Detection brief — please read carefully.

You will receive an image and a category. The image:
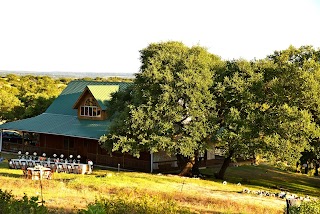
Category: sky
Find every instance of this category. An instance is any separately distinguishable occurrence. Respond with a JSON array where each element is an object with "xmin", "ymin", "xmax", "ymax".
[{"xmin": 0, "ymin": 0, "xmax": 320, "ymax": 74}]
